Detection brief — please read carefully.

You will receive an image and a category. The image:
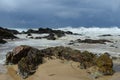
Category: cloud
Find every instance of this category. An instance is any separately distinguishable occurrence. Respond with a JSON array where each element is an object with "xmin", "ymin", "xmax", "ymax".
[{"xmin": 0, "ymin": 0, "xmax": 120, "ymax": 27}]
